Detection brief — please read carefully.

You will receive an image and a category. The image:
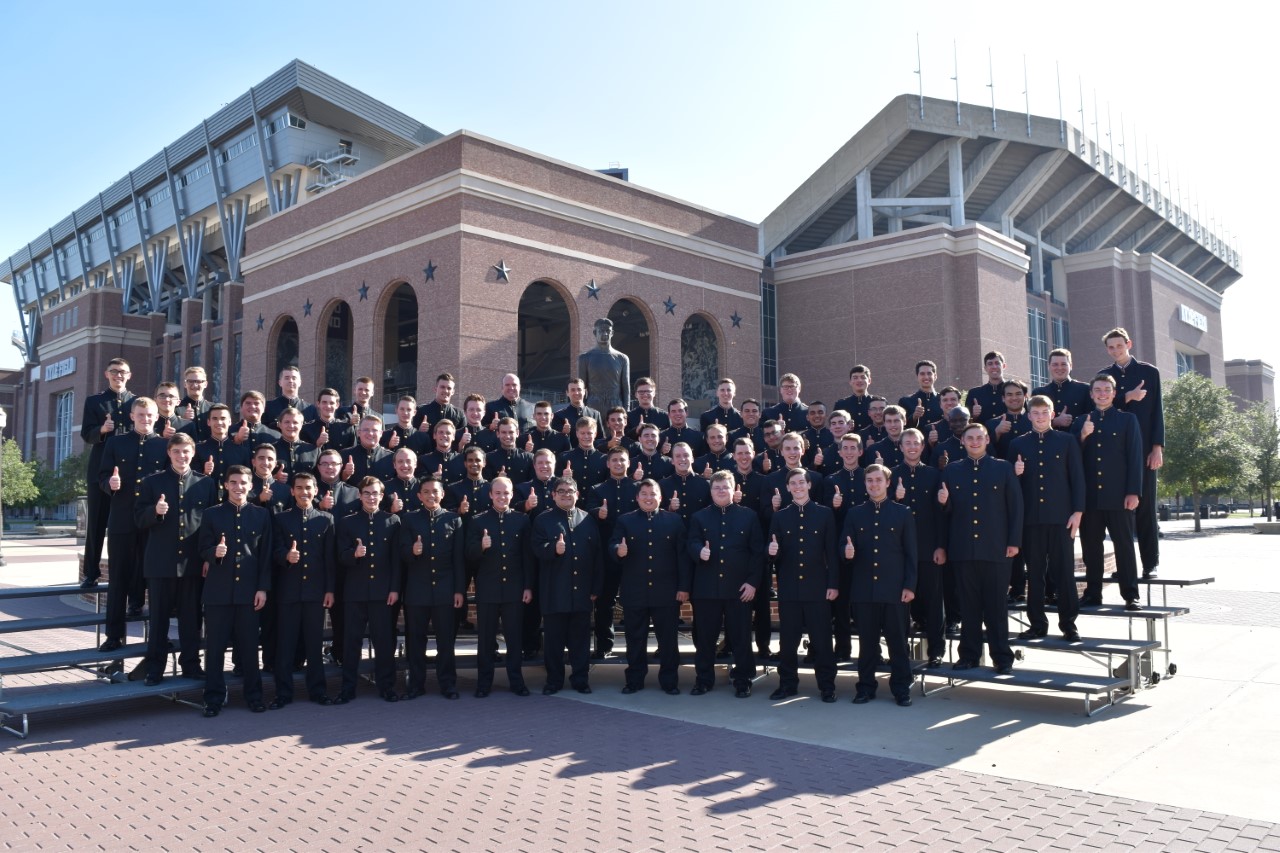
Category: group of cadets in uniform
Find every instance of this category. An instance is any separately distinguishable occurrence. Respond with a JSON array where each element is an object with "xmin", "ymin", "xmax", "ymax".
[{"xmin": 79, "ymin": 325, "xmax": 1164, "ymax": 715}]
